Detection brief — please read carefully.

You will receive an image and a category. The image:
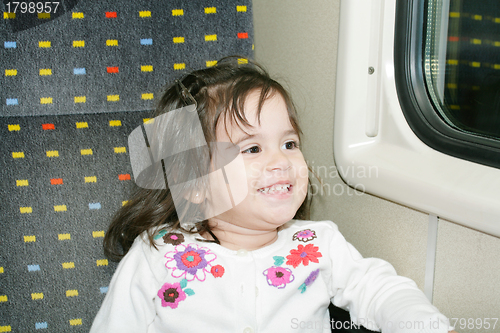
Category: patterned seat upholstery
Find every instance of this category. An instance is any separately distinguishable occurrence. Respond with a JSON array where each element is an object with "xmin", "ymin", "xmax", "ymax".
[{"xmin": 0, "ymin": 1, "xmax": 253, "ymax": 331}]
